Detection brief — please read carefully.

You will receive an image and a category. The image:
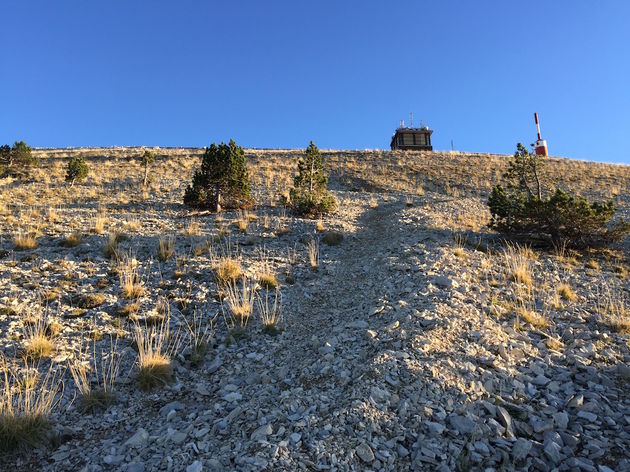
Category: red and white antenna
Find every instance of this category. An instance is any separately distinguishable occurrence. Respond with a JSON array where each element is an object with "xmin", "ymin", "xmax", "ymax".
[{"xmin": 534, "ymin": 112, "xmax": 548, "ymax": 156}]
